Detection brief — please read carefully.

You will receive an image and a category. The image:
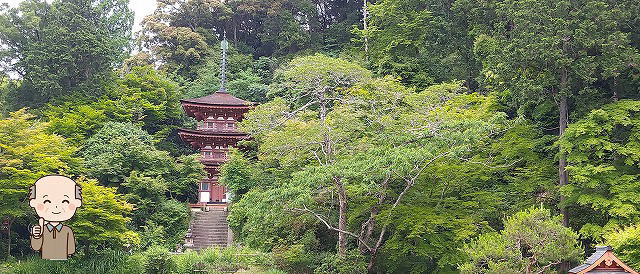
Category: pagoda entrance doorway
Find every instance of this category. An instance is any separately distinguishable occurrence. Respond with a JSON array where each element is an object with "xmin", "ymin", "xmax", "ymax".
[{"xmin": 211, "ymin": 184, "xmax": 225, "ymax": 202}]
